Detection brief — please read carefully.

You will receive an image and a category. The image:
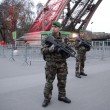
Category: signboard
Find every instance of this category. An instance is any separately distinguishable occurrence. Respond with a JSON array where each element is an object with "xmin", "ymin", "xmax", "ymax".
[{"xmin": 12, "ymin": 31, "xmax": 17, "ymax": 40}]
